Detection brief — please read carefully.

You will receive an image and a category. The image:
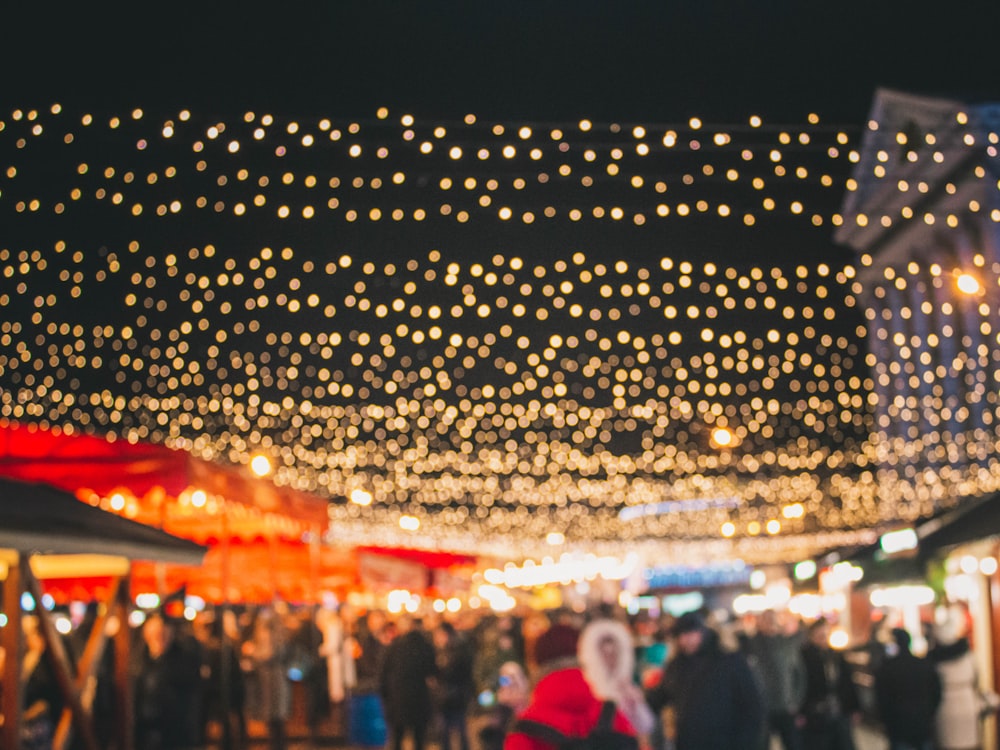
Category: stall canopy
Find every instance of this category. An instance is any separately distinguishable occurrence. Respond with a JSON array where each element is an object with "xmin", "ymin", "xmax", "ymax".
[
  {"xmin": 0, "ymin": 422, "xmax": 332, "ymax": 602},
  {"xmin": 0, "ymin": 476, "xmax": 207, "ymax": 750},
  {"xmin": 817, "ymin": 493, "xmax": 1000, "ymax": 585},
  {"xmin": 0, "ymin": 422, "xmax": 328, "ymax": 529},
  {"xmin": 0, "ymin": 475, "xmax": 206, "ymax": 565}
]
